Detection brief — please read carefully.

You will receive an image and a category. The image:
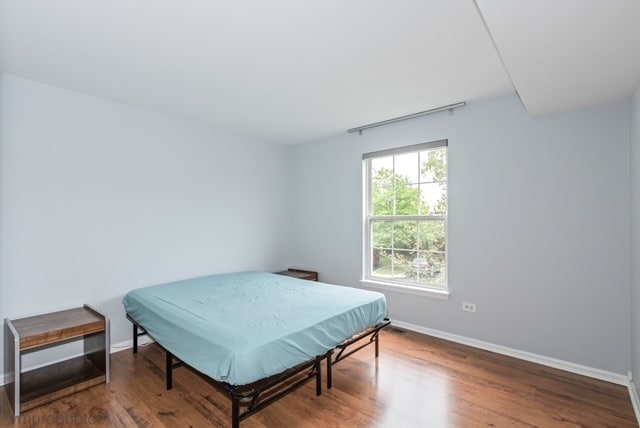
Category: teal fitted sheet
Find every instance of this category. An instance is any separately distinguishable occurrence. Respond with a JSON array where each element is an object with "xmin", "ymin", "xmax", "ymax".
[{"xmin": 122, "ymin": 271, "xmax": 387, "ymax": 386}]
